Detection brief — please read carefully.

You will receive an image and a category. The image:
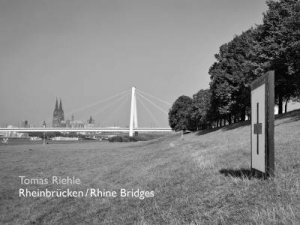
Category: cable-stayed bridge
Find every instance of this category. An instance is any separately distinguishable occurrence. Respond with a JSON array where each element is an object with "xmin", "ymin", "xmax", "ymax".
[{"xmin": 0, "ymin": 87, "xmax": 172, "ymax": 137}]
